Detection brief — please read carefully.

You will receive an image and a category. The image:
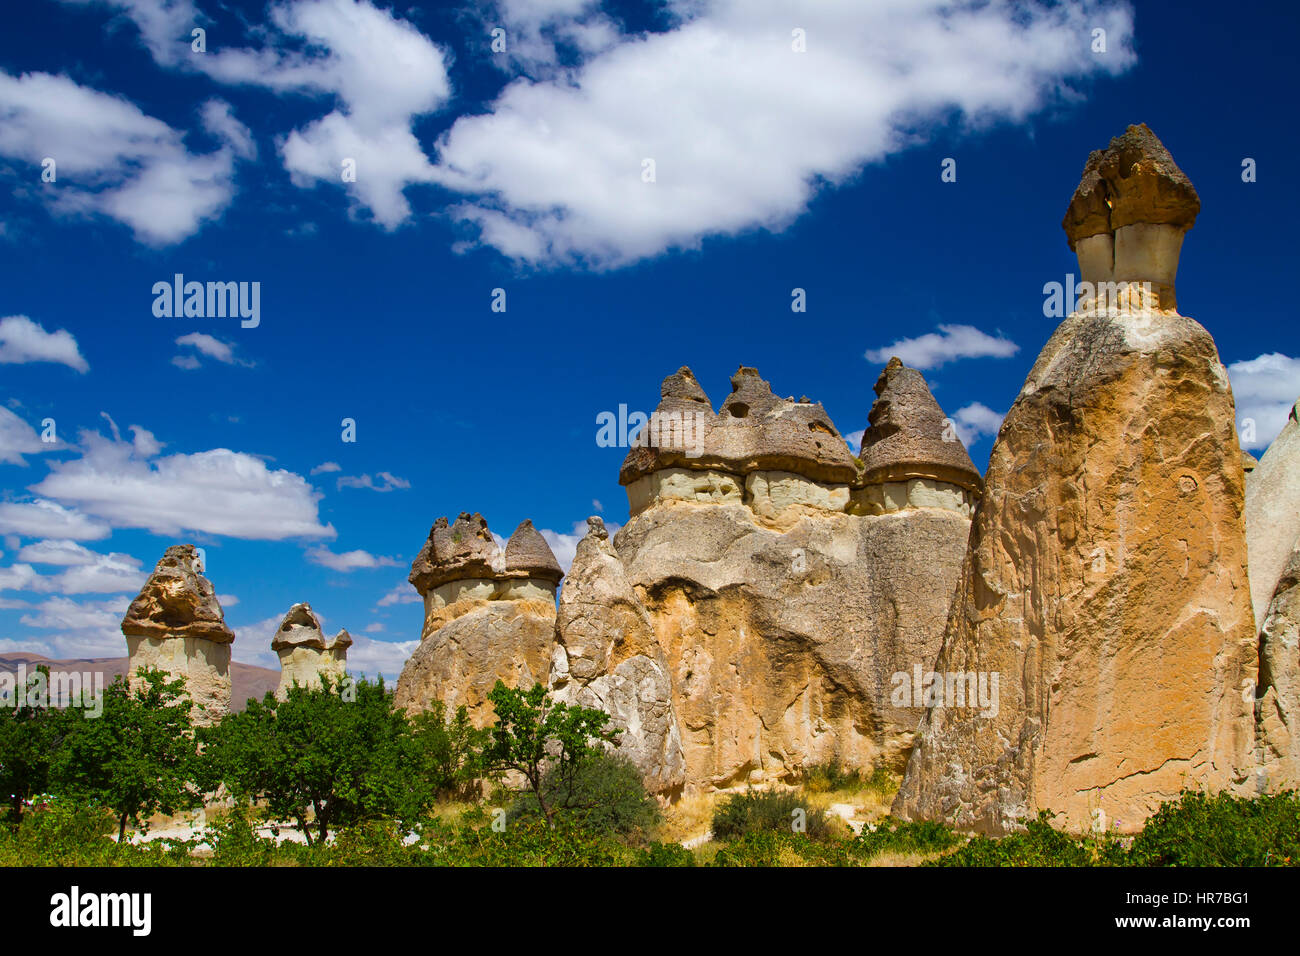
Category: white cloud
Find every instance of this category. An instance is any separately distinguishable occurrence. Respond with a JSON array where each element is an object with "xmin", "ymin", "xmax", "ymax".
[
  {"xmin": 843, "ymin": 429, "xmax": 864, "ymax": 454},
  {"xmin": 174, "ymin": 332, "xmax": 251, "ymax": 367},
  {"xmin": 865, "ymin": 324, "xmax": 1020, "ymax": 371},
  {"xmin": 0, "ymin": 69, "xmax": 250, "ymax": 244},
  {"xmin": 306, "ymin": 546, "xmax": 400, "ymax": 572},
  {"xmin": 311, "ymin": 461, "xmax": 342, "ymax": 475},
  {"xmin": 376, "ymin": 582, "xmax": 420, "ymax": 607},
  {"xmin": 0, "ymin": 499, "xmax": 110, "ymax": 540},
  {"xmin": 16, "ymin": 539, "xmax": 101, "ymax": 565},
  {"xmin": 0, "ymin": 316, "xmax": 89, "ymax": 372},
  {"xmin": 30, "ymin": 426, "xmax": 334, "ymax": 540},
  {"xmin": 949, "ymin": 402, "xmax": 1005, "ymax": 448},
  {"xmin": 216, "ymin": 594, "xmax": 239, "ymax": 607},
  {"xmin": 82, "ymin": 0, "xmax": 453, "ymax": 229},
  {"xmin": 344, "ymin": 635, "xmax": 418, "ymax": 684},
  {"xmin": 11, "ymin": 595, "xmax": 131, "ymax": 657},
  {"xmin": 337, "ymin": 471, "xmax": 410, "ymax": 492},
  {"xmin": 364, "ymin": 621, "xmax": 384, "ymax": 633},
  {"xmin": 1227, "ymin": 353, "xmax": 1300, "ymax": 451},
  {"xmin": 432, "ymin": 0, "xmax": 1134, "ymax": 266},
  {"xmin": 0, "ymin": 406, "xmax": 62, "ymax": 465}
]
